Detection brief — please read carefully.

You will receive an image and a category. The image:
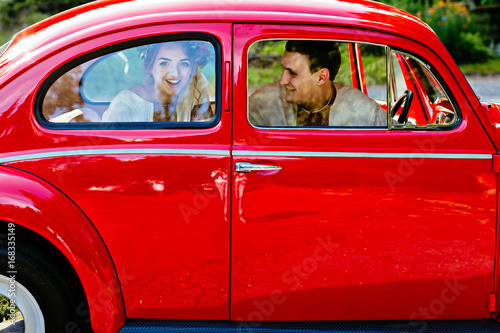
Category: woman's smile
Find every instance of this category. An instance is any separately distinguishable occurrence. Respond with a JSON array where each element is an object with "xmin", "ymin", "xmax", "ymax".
[
  {"xmin": 150, "ymin": 43, "xmax": 193, "ymax": 102},
  {"xmin": 166, "ymin": 79, "xmax": 181, "ymax": 85}
]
